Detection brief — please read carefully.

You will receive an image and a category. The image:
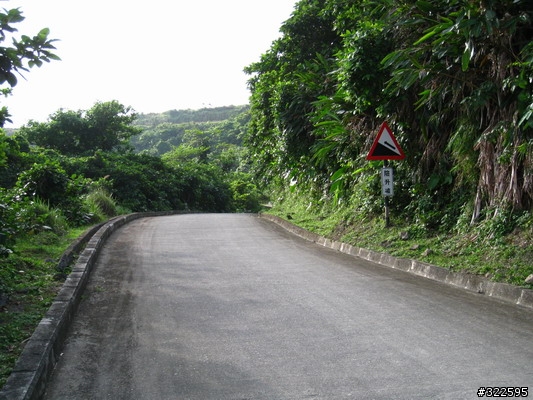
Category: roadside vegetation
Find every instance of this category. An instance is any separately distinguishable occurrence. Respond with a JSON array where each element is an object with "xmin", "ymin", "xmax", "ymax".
[
  {"xmin": 265, "ymin": 186, "xmax": 533, "ymax": 288},
  {"xmin": 0, "ymin": 227, "xmax": 86, "ymax": 387}
]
